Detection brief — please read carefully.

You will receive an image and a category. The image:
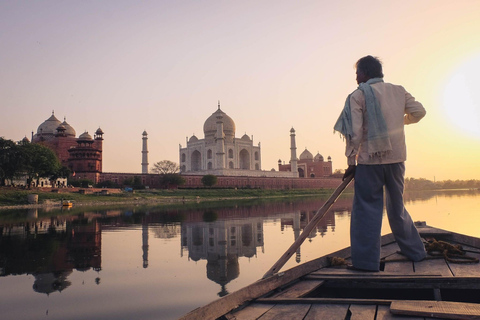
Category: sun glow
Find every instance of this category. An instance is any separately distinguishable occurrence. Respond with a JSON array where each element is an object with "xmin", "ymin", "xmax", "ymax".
[{"xmin": 442, "ymin": 55, "xmax": 480, "ymax": 138}]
